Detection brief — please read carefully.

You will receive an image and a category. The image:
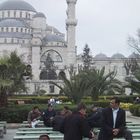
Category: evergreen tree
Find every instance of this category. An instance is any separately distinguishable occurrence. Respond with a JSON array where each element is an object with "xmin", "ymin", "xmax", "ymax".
[{"xmin": 82, "ymin": 44, "xmax": 92, "ymax": 70}]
